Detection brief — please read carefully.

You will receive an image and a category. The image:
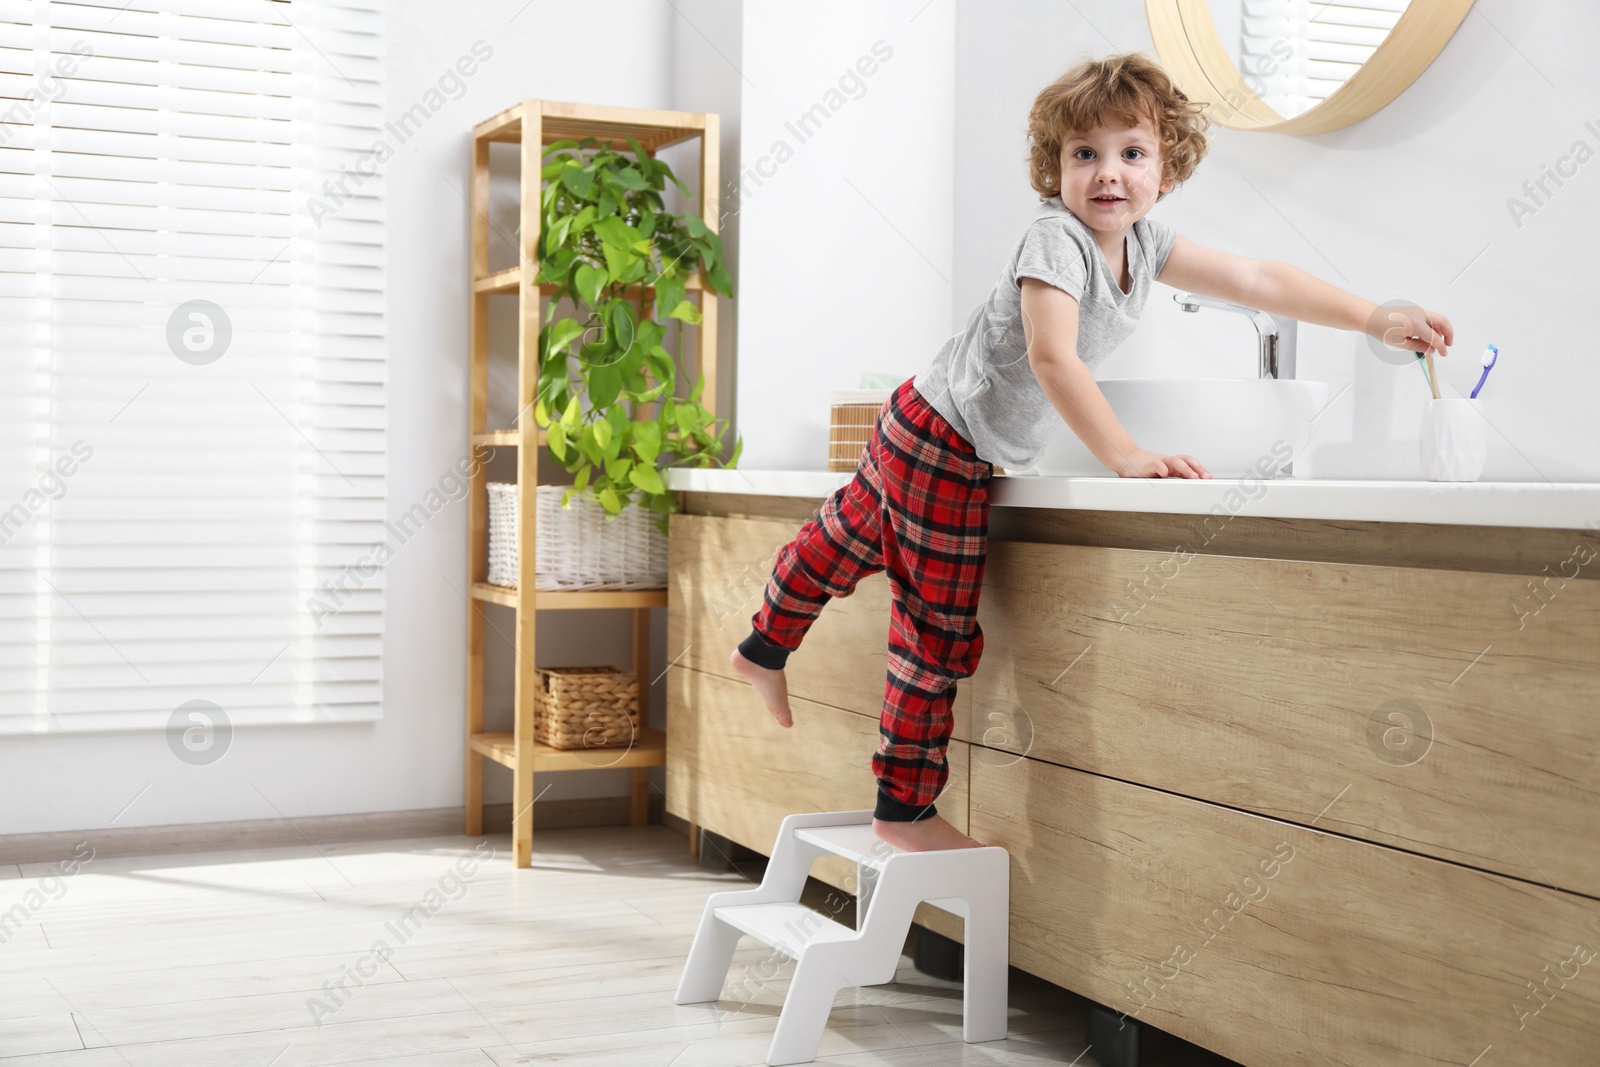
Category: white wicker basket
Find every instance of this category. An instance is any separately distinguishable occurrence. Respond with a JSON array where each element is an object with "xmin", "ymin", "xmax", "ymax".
[
  {"xmin": 485, "ymin": 482, "xmax": 668, "ymax": 591},
  {"xmin": 486, "ymin": 482, "xmax": 520, "ymax": 587}
]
